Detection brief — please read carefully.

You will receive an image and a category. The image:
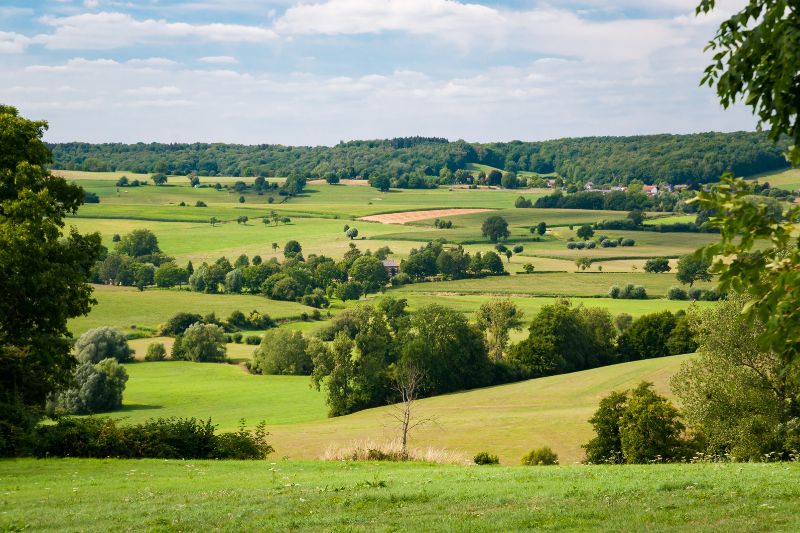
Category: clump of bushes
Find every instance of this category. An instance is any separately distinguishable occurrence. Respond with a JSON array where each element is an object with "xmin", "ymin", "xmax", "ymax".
[
  {"xmin": 52, "ymin": 358, "xmax": 128, "ymax": 415},
  {"xmin": 609, "ymin": 284, "xmax": 647, "ymax": 299},
  {"xmin": 667, "ymin": 286, "xmax": 688, "ymax": 300},
  {"xmin": 144, "ymin": 342, "xmax": 167, "ymax": 361},
  {"xmin": 73, "ymin": 327, "xmax": 133, "ymax": 364},
  {"xmin": 33, "ymin": 417, "xmax": 273, "ymax": 459},
  {"xmin": 521, "ymin": 446, "xmax": 559, "ymax": 466},
  {"xmin": 473, "ymin": 451, "xmax": 500, "ymax": 465}
]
